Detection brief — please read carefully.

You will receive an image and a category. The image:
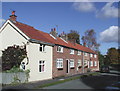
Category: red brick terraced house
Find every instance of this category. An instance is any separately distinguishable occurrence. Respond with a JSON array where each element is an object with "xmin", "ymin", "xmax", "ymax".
[{"xmin": 0, "ymin": 11, "xmax": 99, "ymax": 82}]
